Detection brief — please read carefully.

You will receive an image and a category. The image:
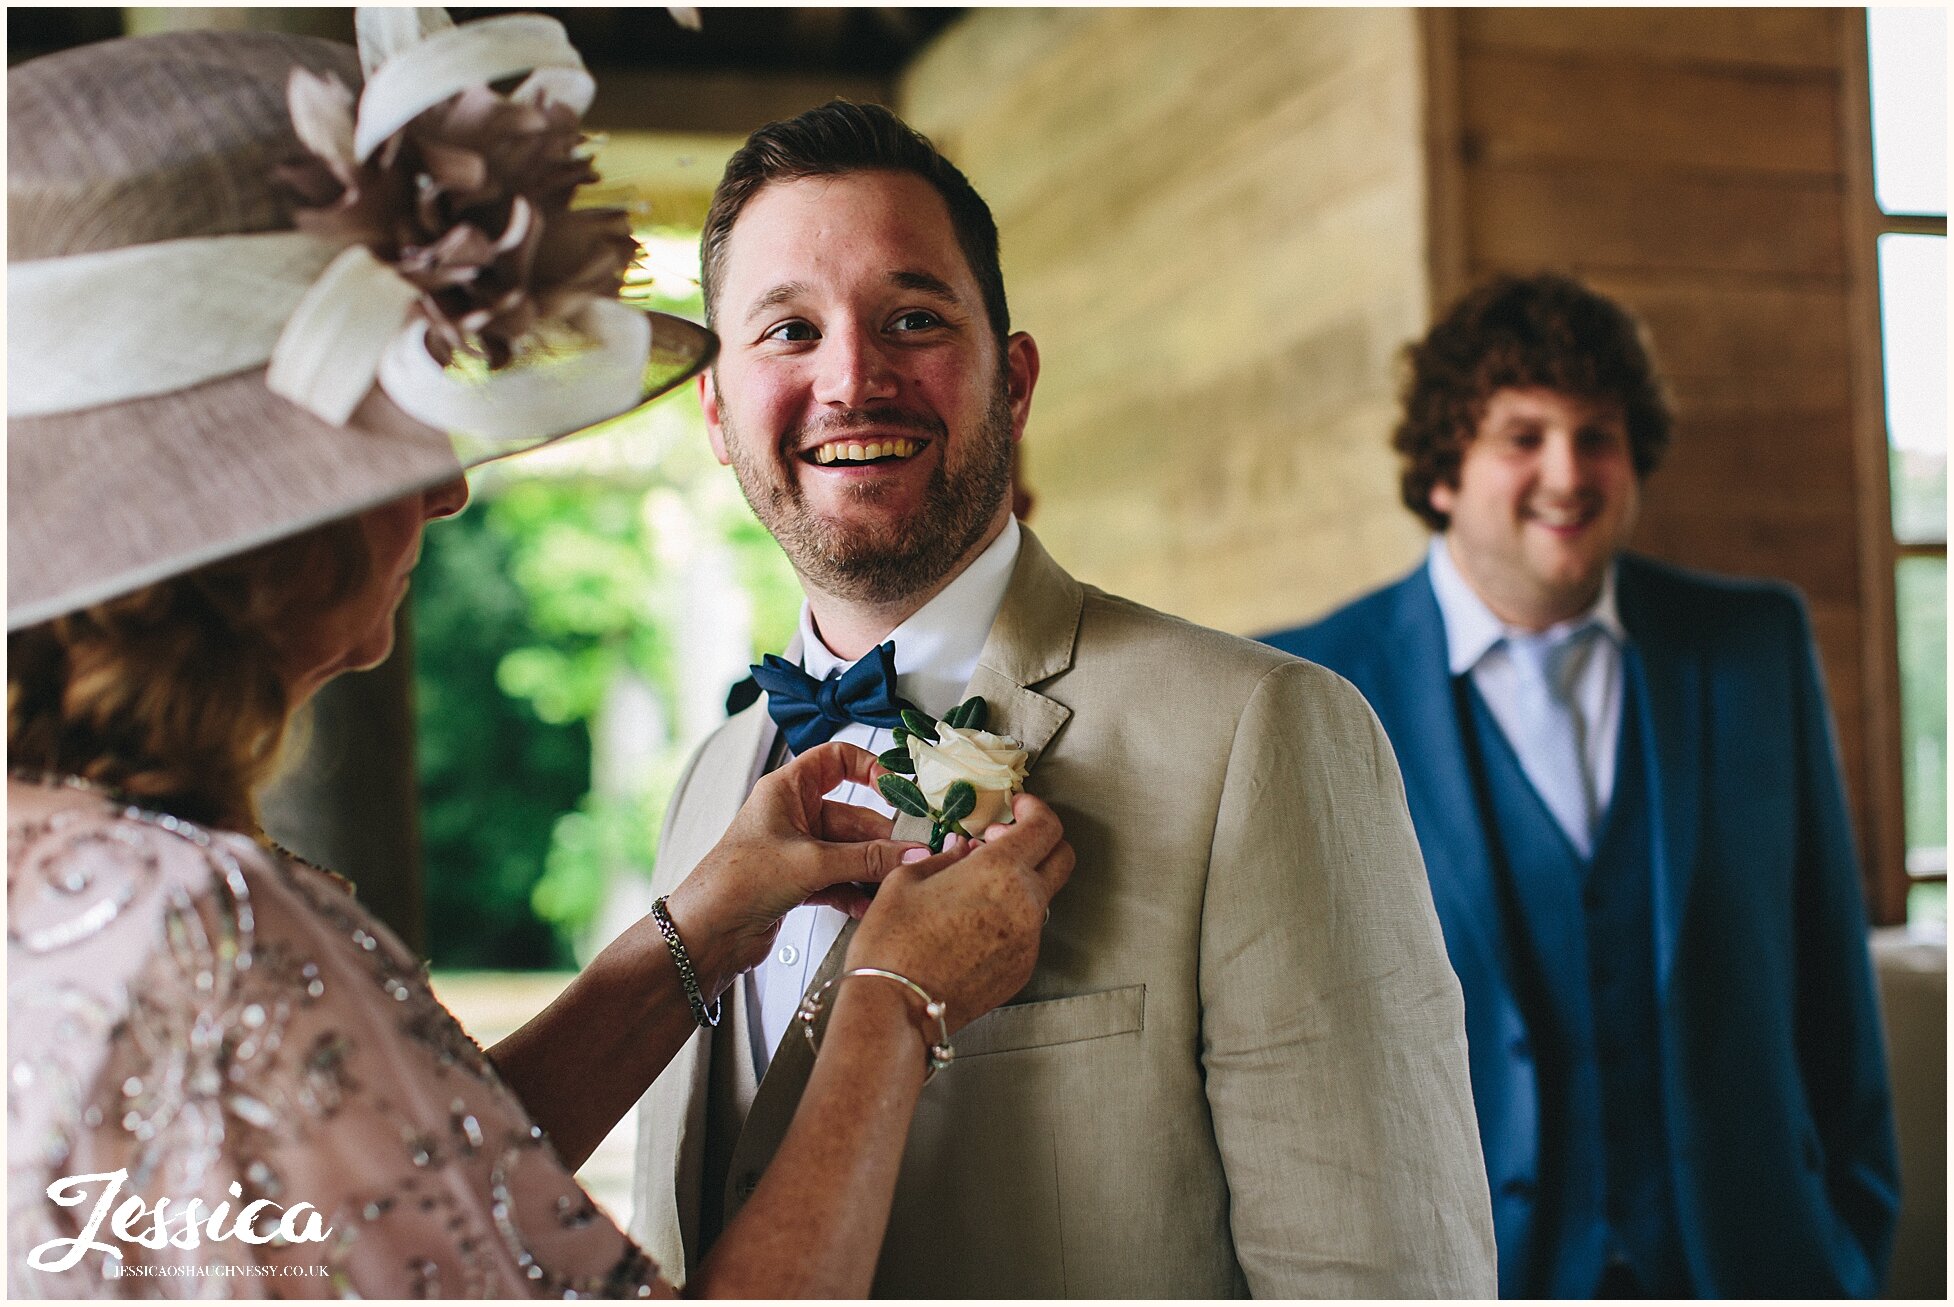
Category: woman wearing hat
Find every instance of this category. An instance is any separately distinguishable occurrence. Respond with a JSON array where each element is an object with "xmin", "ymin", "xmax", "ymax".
[{"xmin": 7, "ymin": 11, "xmax": 1072, "ymax": 1297}]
